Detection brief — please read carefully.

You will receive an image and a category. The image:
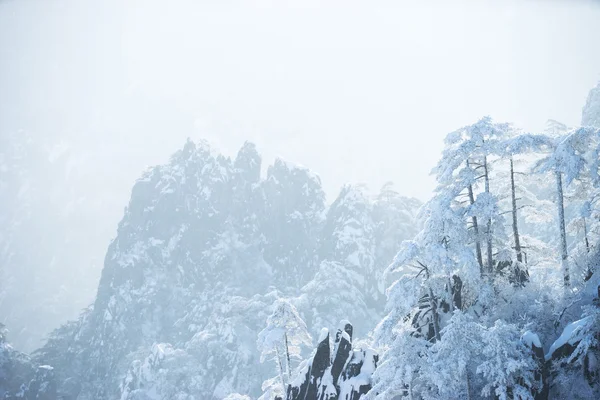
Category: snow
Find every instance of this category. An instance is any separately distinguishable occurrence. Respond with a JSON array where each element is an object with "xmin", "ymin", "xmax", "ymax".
[
  {"xmin": 521, "ymin": 331, "xmax": 542, "ymax": 349},
  {"xmin": 257, "ymin": 298, "xmax": 312, "ymax": 363},
  {"xmin": 47, "ymin": 141, "xmax": 70, "ymax": 163},
  {"xmin": 116, "ymin": 240, "xmax": 148, "ymax": 268},
  {"xmin": 338, "ymin": 349, "xmax": 377, "ymax": 399},
  {"xmin": 149, "ymin": 238, "xmax": 163, "ymax": 247},
  {"xmin": 318, "ymin": 370, "xmax": 337, "ymax": 397},
  {"xmin": 318, "ymin": 328, "xmax": 329, "ymax": 343},
  {"xmin": 223, "ymin": 394, "xmax": 252, "ymax": 400},
  {"xmin": 290, "ymin": 358, "xmax": 312, "ymax": 387},
  {"xmin": 545, "ymin": 316, "xmax": 592, "ymax": 360},
  {"xmin": 341, "ymin": 331, "xmax": 351, "ymax": 343}
]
